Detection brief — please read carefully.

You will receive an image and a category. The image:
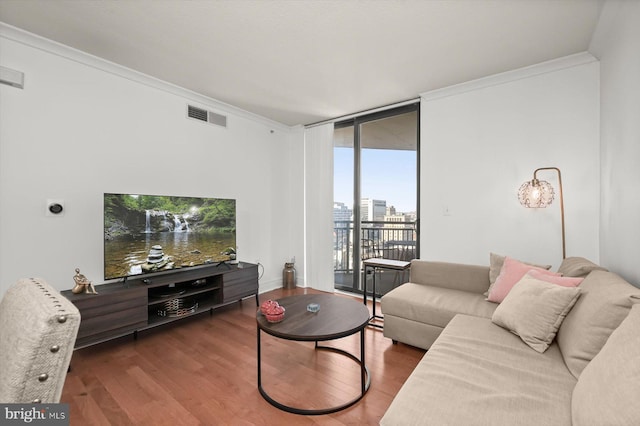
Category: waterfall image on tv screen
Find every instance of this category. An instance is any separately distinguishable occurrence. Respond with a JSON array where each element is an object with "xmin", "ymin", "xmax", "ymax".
[{"xmin": 104, "ymin": 193, "xmax": 236, "ymax": 280}]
